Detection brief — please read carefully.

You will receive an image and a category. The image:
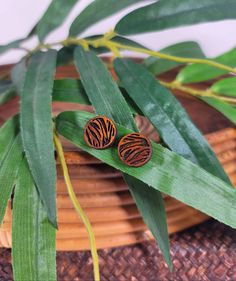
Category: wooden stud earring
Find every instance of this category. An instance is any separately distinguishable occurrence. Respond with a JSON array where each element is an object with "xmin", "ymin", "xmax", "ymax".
[
  {"xmin": 118, "ymin": 133, "xmax": 152, "ymax": 167},
  {"xmin": 84, "ymin": 116, "xmax": 117, "ymax": 149}
]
